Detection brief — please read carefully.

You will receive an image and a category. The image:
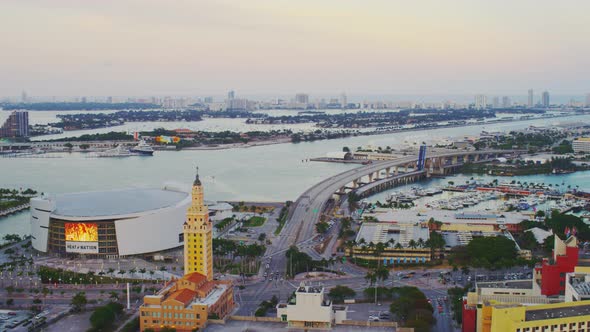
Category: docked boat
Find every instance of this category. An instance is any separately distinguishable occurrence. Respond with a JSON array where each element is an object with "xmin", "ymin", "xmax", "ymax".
[
  {"xmin": 97, "ymin": 145, "xmax": 133, "ymax": 158},
  {"xmin": 130, "ymin": 140, "xmax": 154, "ymax": 156}
]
